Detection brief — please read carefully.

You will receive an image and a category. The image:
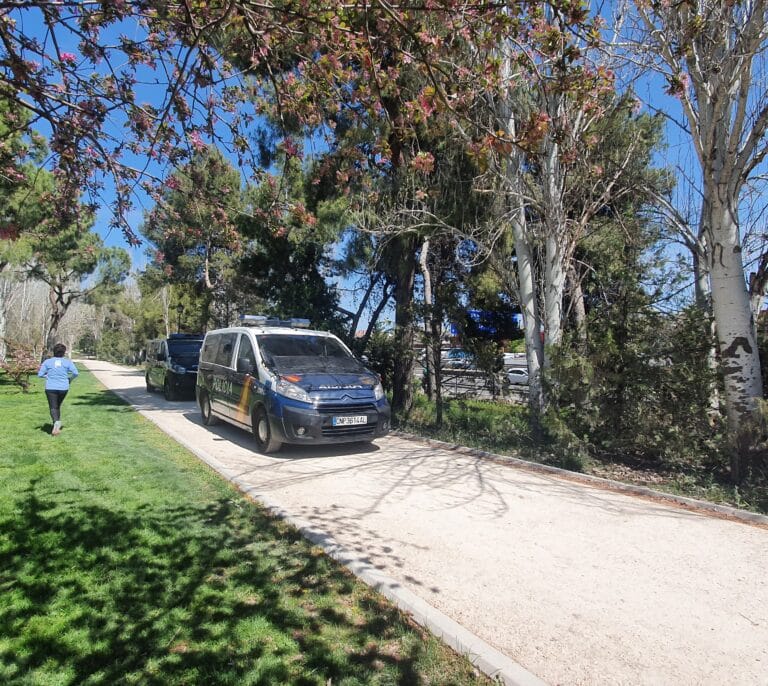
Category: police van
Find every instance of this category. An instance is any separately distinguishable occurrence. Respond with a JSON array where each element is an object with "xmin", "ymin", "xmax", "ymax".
[
  {"xmin": 145, "ymin": 333, "xmax": 204, "ymax": 401},
  {"xmin": 196, "ymin": 316, "xmax": 391, "ymax": 453}
]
